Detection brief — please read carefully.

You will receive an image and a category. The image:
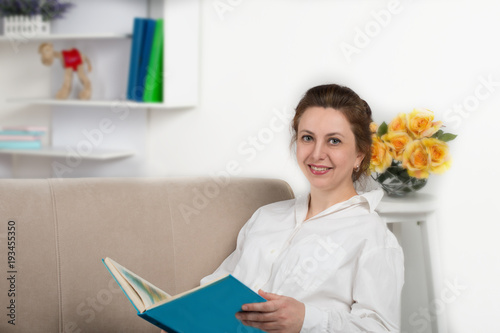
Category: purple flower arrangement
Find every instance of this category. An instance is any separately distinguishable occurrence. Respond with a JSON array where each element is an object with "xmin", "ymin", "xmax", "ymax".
[
  {"xmin": 0, "ymin": 0, "xmax": 74, "ymax": 21},
  {"xmin": 40, "ymin": 0, "xmax": 74, "ymax": 21},
  {"xmin": 0, "ymin": 0, "xmax": 39, "ymax": 16}
]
